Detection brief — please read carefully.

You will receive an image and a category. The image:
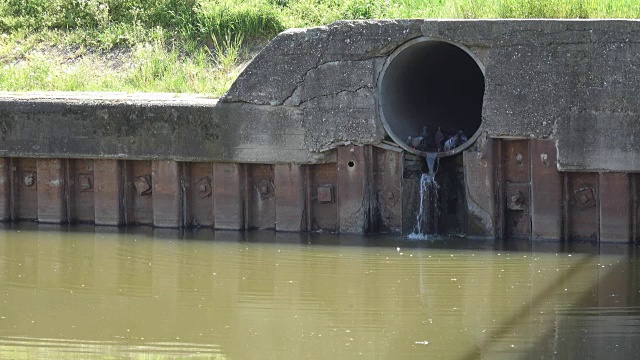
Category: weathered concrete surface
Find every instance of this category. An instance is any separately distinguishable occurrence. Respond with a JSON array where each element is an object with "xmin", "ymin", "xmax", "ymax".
[
  {"xmin": 0, "ymin": 93, "xmax": 329, "ymax": 164},
  {"xmin": 225, "ymin": 19, "xmax": 640, "ymax": 171},
  {"xmin": 2, "ymin": 20, "xmax": 640, "ymax": 171}
]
